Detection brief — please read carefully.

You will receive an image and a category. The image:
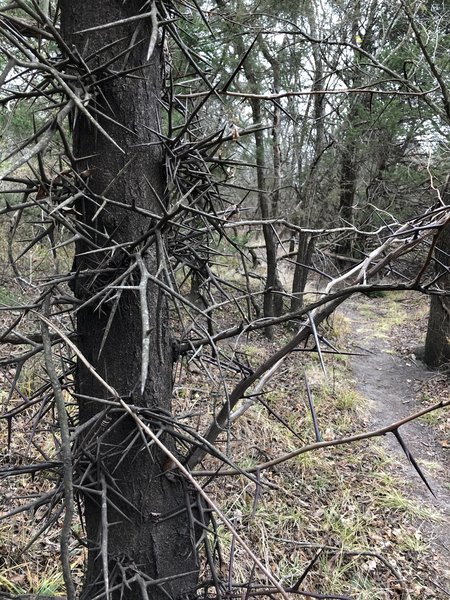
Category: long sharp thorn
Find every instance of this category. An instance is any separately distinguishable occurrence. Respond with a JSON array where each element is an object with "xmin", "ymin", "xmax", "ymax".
[
  {"xmin": 392, "ymin": 429, "xmax": 436, "ymax": 497},
  {"xmin": 304, "ymin": 372, "xmax": 322, "ymax": 442},
  {"xmin": 221, "ymin": 35, "xmax": 259, "ymax": 93}
]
